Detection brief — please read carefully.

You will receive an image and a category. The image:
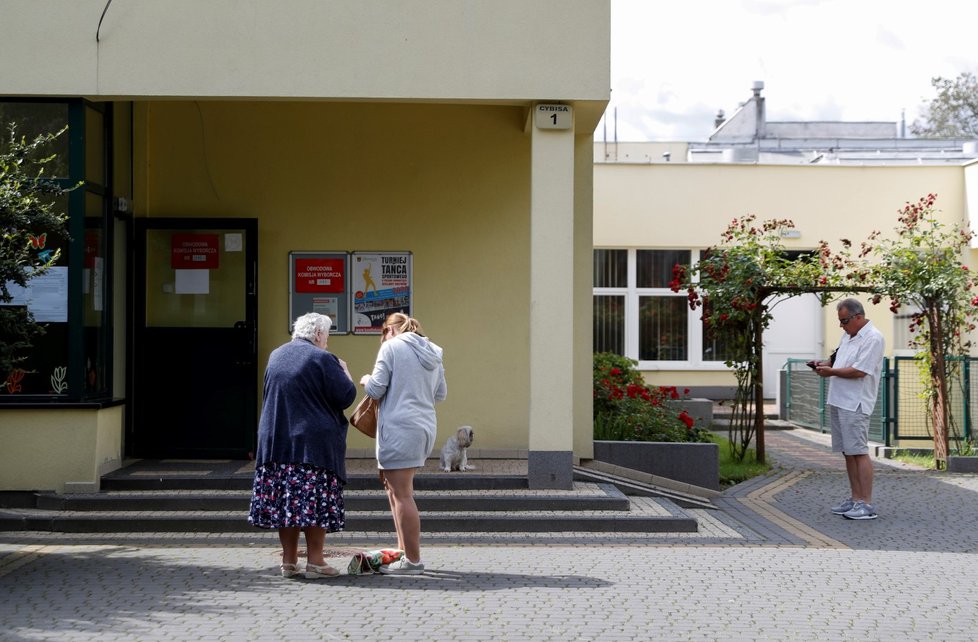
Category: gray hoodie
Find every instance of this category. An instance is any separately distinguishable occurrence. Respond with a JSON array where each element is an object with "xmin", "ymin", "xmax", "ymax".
[{"xmin": 364, "ymin": 332, "xmax": 448, "ymax": 469}]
